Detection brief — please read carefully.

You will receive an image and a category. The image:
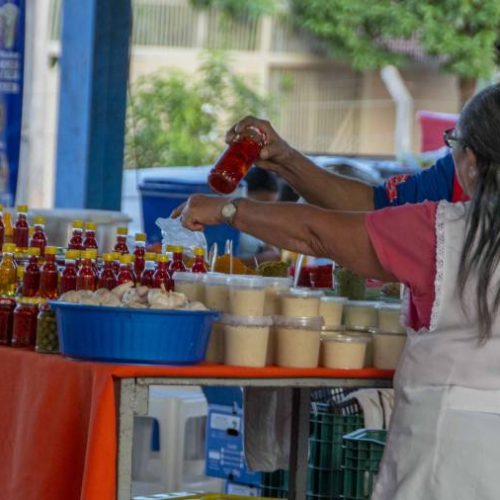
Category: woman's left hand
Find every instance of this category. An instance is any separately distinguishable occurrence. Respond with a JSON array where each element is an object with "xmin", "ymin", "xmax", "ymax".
[{"xmin": 175, "ymin": 194, "xmax": 228, "ymax": 231}]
